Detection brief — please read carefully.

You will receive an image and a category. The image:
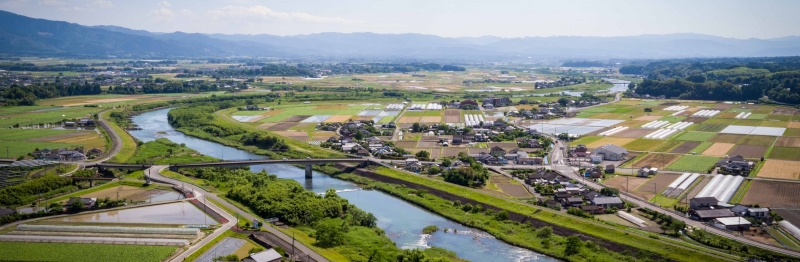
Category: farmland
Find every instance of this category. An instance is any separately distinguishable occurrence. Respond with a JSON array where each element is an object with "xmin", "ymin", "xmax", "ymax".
[
  {"xmin": 701, "ymin": 143, "xmax": 735, "ymax": 156},
  {"xmin": 670, "ymin": 141, "xmax": 701, "ymax": 154},
  {"xmin": 634, "ymin": 173, "xmax": 681, "ymax": 201},
  {"xmin": 604, "ymin": 175, "xmax": 648, "ymax": 192},
  {"xmin": 675, "ymin": 131, "xmax": 716, "ymax": 142},
  {"xmin": 0, "ymin": 242, "xmax": 177, "ymax": 262},
  {"xmin": 768, "ymin": 147, "xmax": 800, "ymax": 161},
  {"xmin": 586, "ymin": 137, "xmax": 635, "ymax": 149},
  {"xmin": 757, "ymin": 160, "xmax": 800, "ymax": 180},
  {"xmin": 693, "ymin": 124, "xmax": 727, "ymax": 132},
  {"xmin": 631, "ymin": 153, "xmax": 681, "ymax": 168},
  {"xmin": 0, "ymin": 128, "xmax": 105, "ymax": 158},
  {"xmin": 741, "ymin": 181, "xmax": 800, "ymax": 208},
  {"xmin": 666, "ymin": 155, "xmax": 719, "ymax": 172},
  {"xmin": 623, "ymin": 138, "xmax": 664, "ymax": 151}
]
